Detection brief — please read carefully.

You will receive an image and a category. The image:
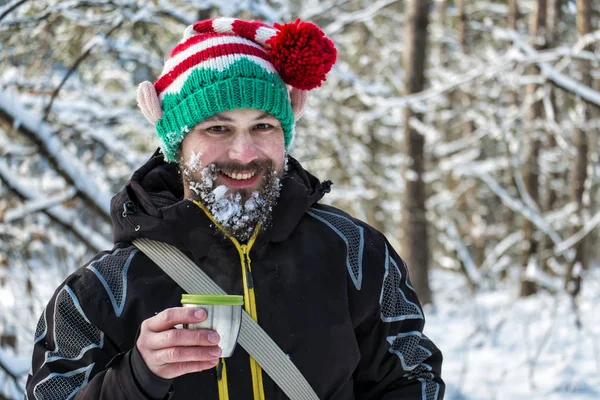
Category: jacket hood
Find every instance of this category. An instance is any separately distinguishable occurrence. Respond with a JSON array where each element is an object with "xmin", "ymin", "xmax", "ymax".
[{"xmin": 110, "ymin": 149, "xmax": 331, "ymax": 250}]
